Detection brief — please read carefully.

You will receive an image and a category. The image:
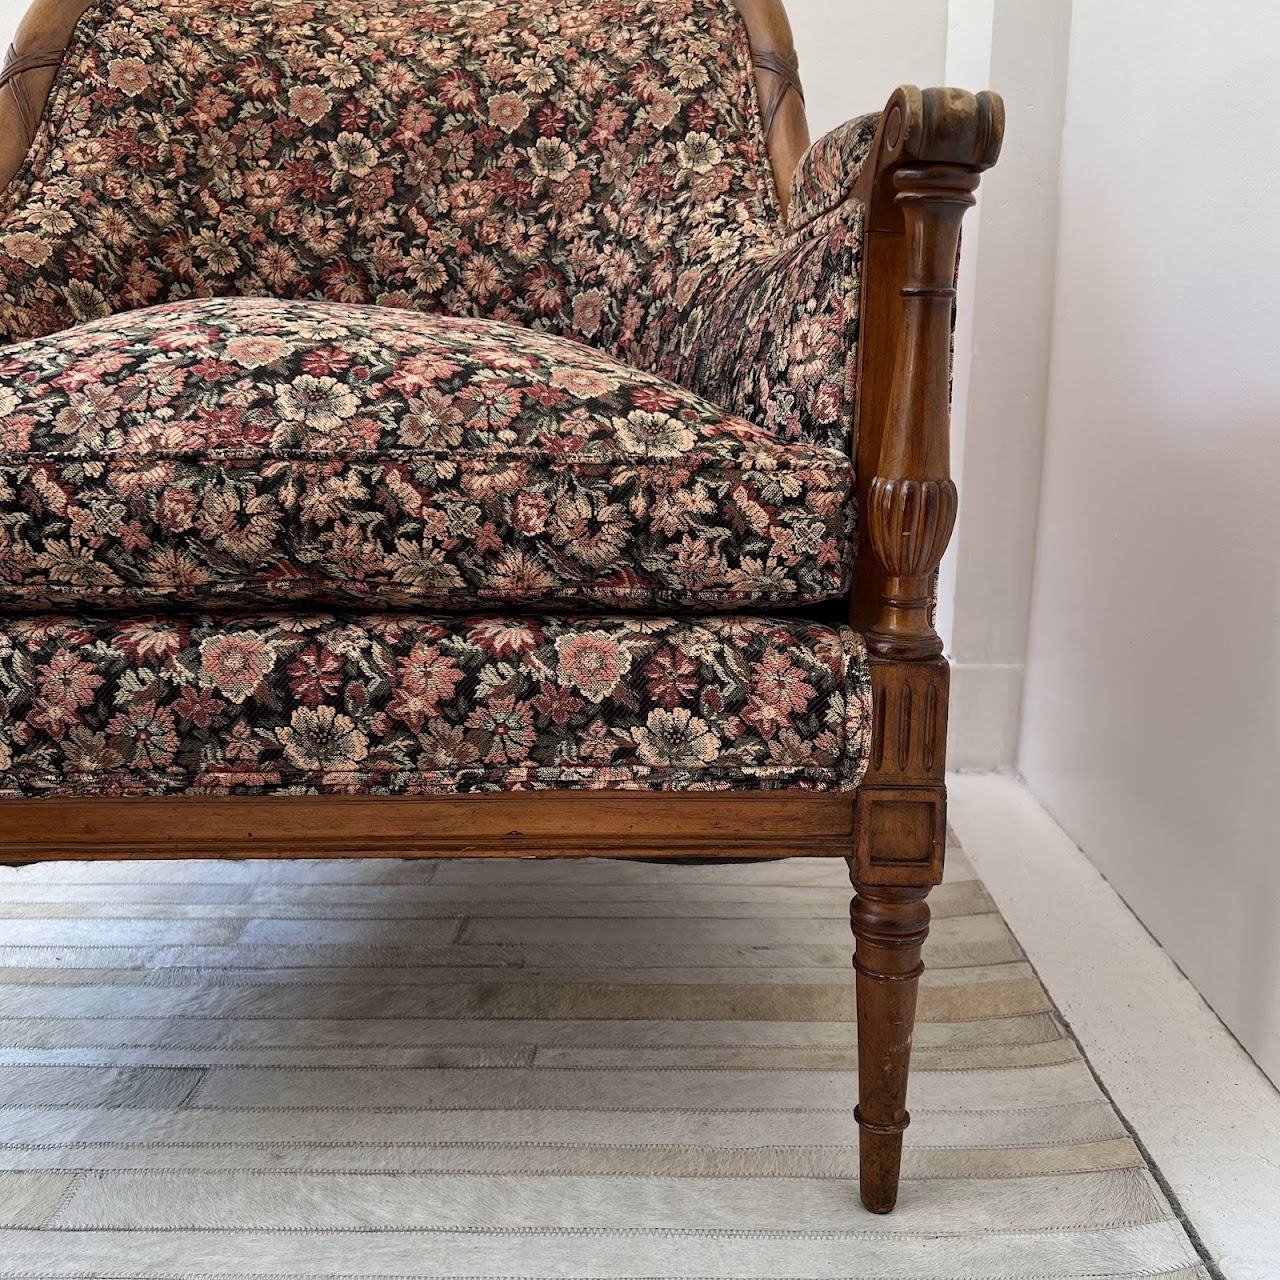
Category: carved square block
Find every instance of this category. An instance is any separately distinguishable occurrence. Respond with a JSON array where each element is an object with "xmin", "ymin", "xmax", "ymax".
[
  {"xmin": 853, "ymin": 785, "xmax": 946, "ymax": 887},
  {"xmin": 865, "ymin": 658, "xmax": 950, "ymax": 786}
]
